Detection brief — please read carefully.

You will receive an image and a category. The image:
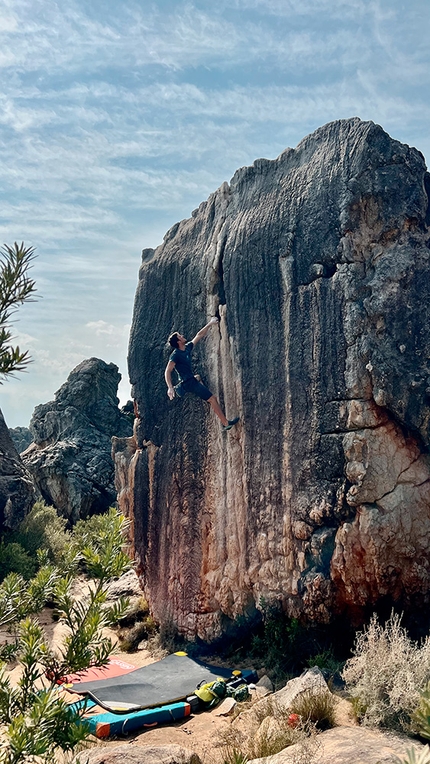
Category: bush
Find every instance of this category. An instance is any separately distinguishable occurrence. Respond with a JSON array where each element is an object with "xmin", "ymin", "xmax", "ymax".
[
  {"xmin": 248, "ymin": 599, "xmax": 306, "ymax": 686},
  {"xmin": 307, "ymin": 648, "xmax": 344, "ymax": 679},
  {"xmin": 0, "ymin": 509, "xmax": 133, "ymax": 764},
  {"xmin": 0, "ymin": 540, "xmax": 37, "ymax": 580},
  {"xmin": 342, "ymin": 612, "xmax": 430, "ymax": 732},
  {"xmin": 0, "ymin": 502, "xmax": 72, "ymax": 582},
  {"xmin": 118, "ymin": 616, "xmax": 158, "ymax": 652},
  {"xmin": 70, "ymin": 511, "xmax": 115, "ymax": 555},
  {"xmin": 17, "ymin": 501, "xmax": 70, "ymax": 562}
]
